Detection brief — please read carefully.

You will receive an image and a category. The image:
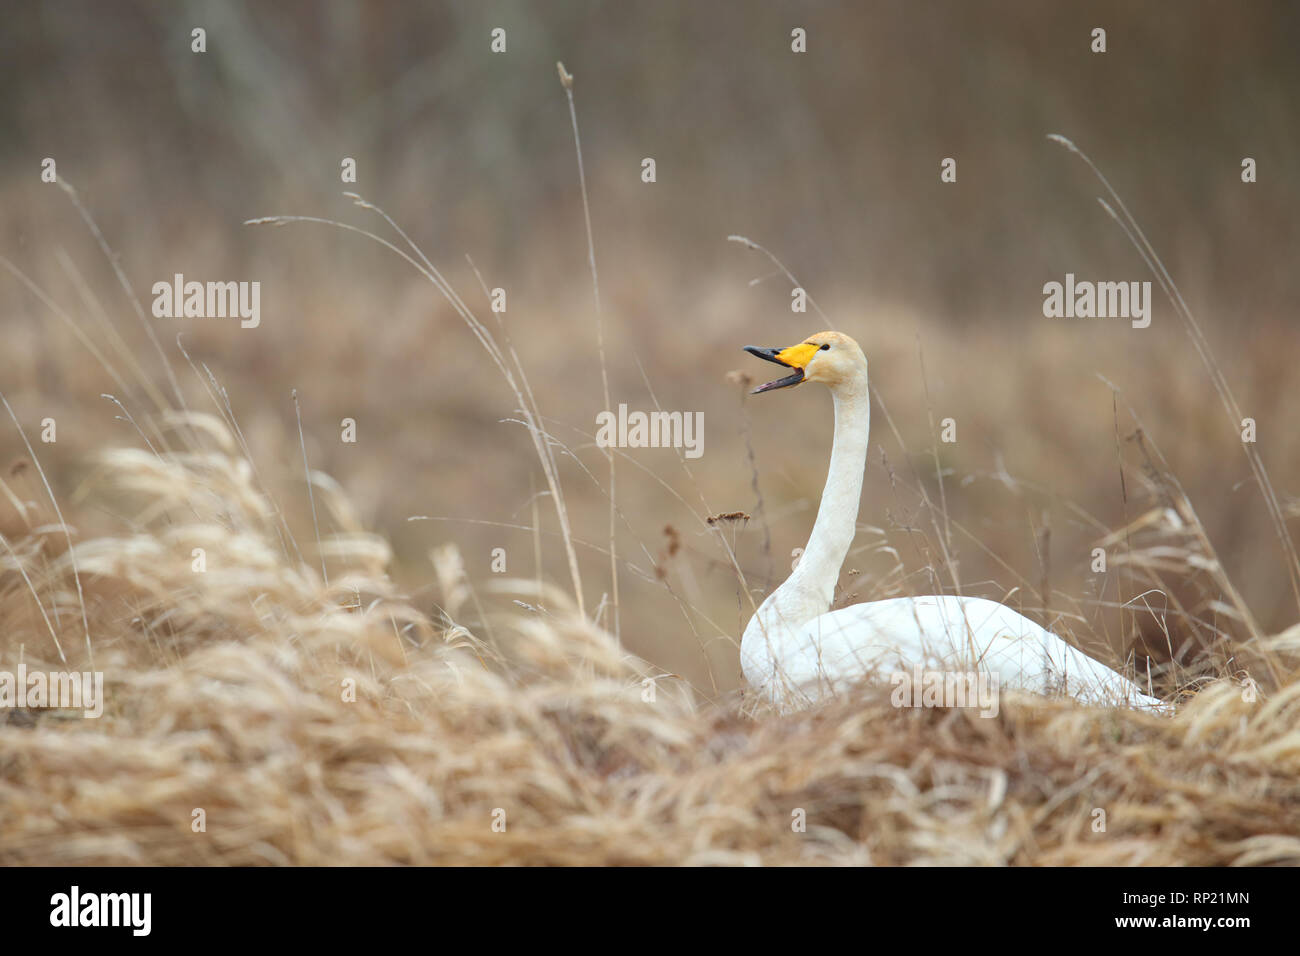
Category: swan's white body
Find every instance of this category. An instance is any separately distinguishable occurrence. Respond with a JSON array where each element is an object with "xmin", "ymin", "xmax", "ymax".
[{"xmin": 740, "ymin": 331, "xmax": 1165, "ymax": 713}]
